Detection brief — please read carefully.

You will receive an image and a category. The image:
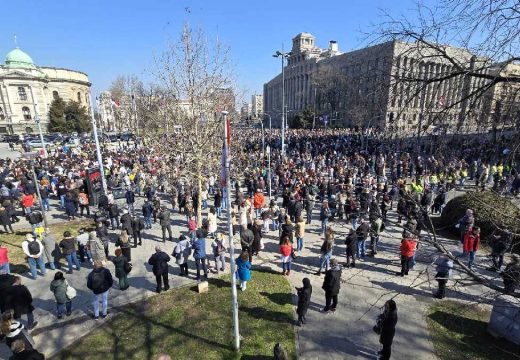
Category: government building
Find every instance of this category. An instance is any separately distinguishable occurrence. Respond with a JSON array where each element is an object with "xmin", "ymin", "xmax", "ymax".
[
  {"xmin": 0, "ymin": 47, "xmax": 91, "ymax": 135},
  {"xmin": 264, "ymin": 33, "xmax": 520, "ymax": 134}
]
